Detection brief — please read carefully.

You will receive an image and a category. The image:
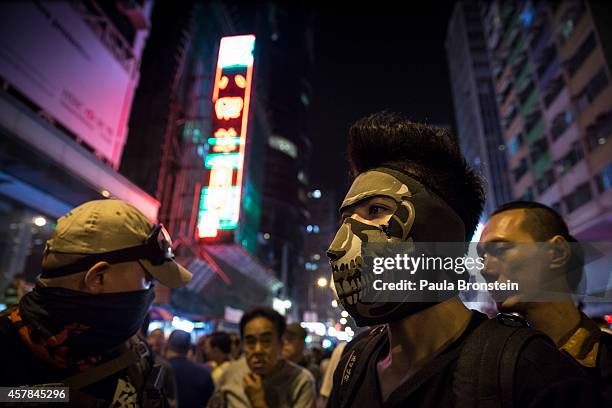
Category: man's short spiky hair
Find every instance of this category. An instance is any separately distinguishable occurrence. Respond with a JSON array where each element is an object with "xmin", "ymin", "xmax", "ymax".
[{"xmin": 347, "ymin": 111, "xmax": 485, "ymax": 239}]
